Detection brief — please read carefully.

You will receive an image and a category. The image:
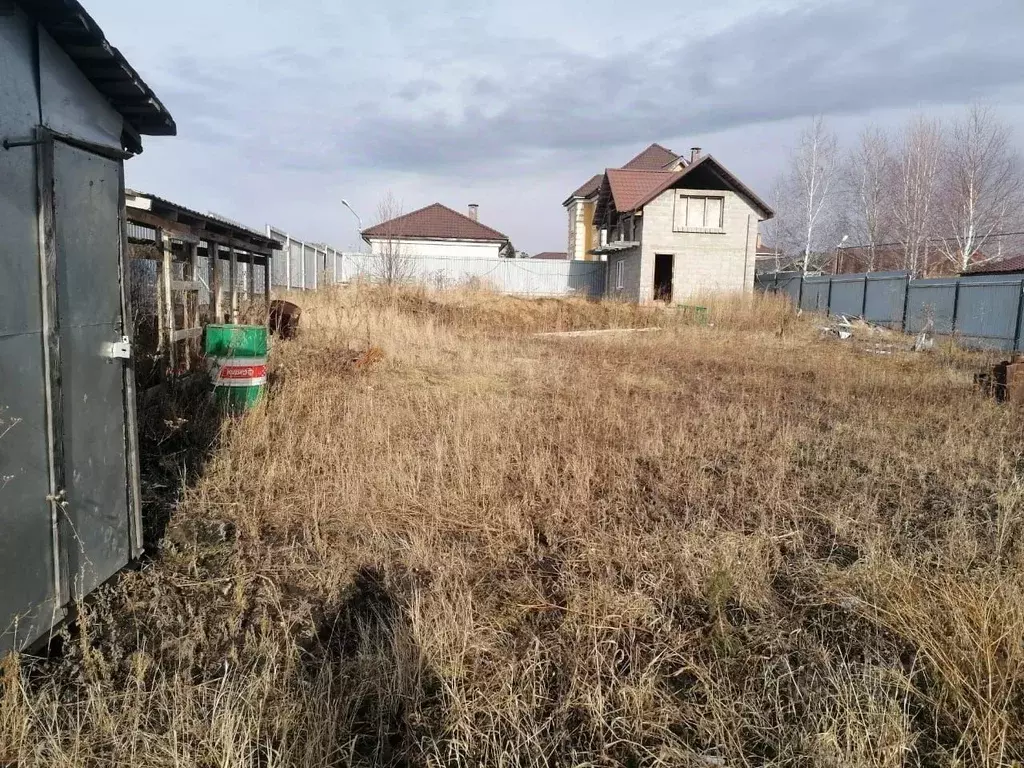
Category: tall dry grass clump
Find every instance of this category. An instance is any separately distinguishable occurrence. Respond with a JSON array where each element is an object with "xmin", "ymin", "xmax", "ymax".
[{"xmin": 3, "ymin": 284, "xmax": 1023, "ymax": 767}]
